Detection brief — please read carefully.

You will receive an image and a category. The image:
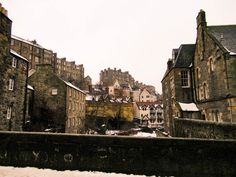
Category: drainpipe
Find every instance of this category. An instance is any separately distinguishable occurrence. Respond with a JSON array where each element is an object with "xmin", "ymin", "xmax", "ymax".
[
  {"xmin": 22, "ymin": 61, "xmax": 29, "ymax": 131},
  {"xmin": 223, "ymin": 53, "xmax": 233, "ymax": 122}
]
